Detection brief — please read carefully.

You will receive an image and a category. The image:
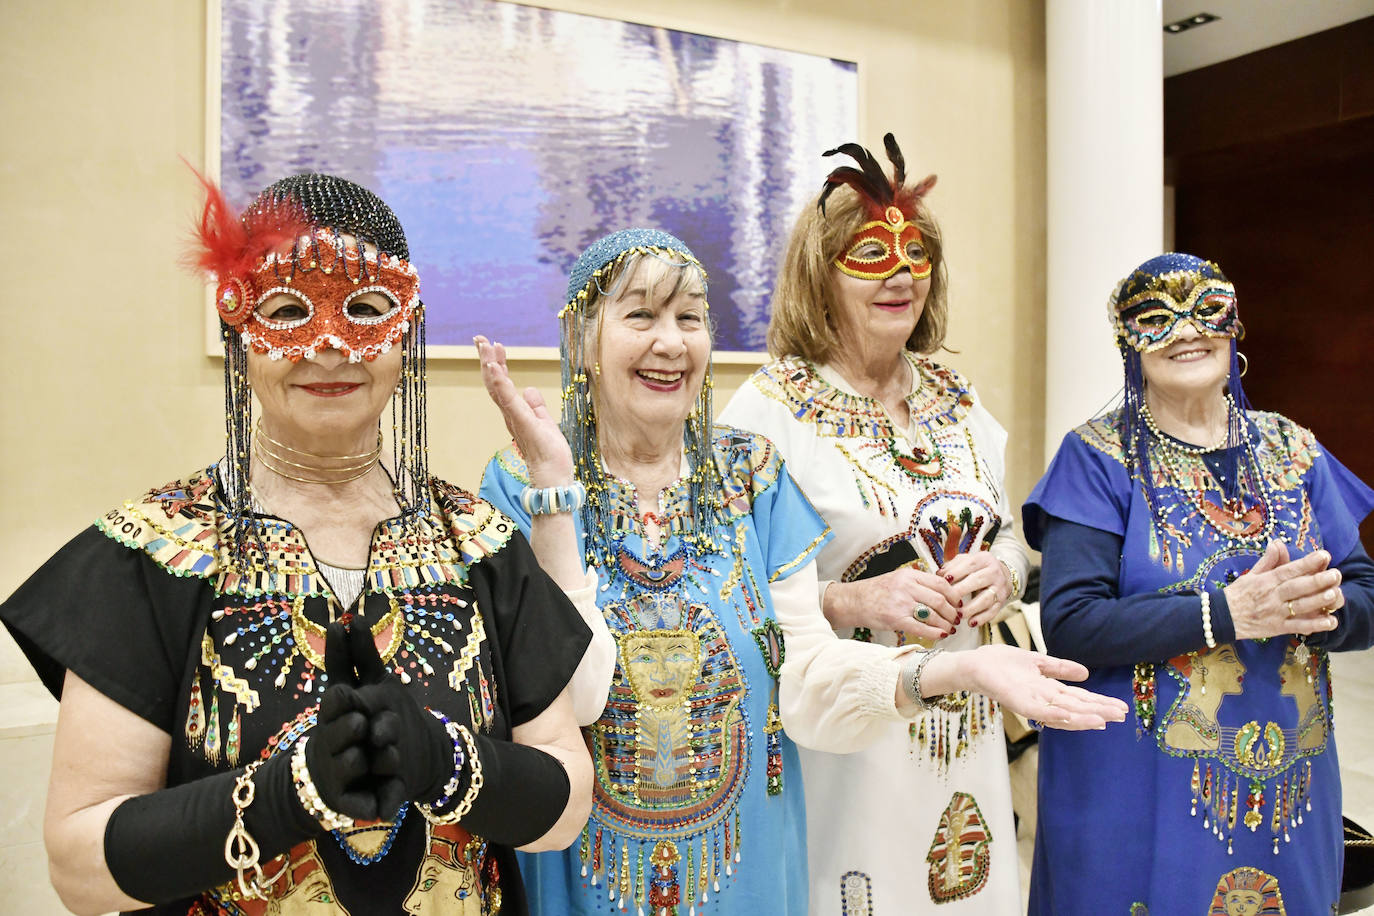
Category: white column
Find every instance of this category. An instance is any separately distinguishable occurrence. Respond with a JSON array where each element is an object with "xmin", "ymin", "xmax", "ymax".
[{"xmin": 1044, "ymin": 0, "xmax": 1163, "ymax": 464}]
